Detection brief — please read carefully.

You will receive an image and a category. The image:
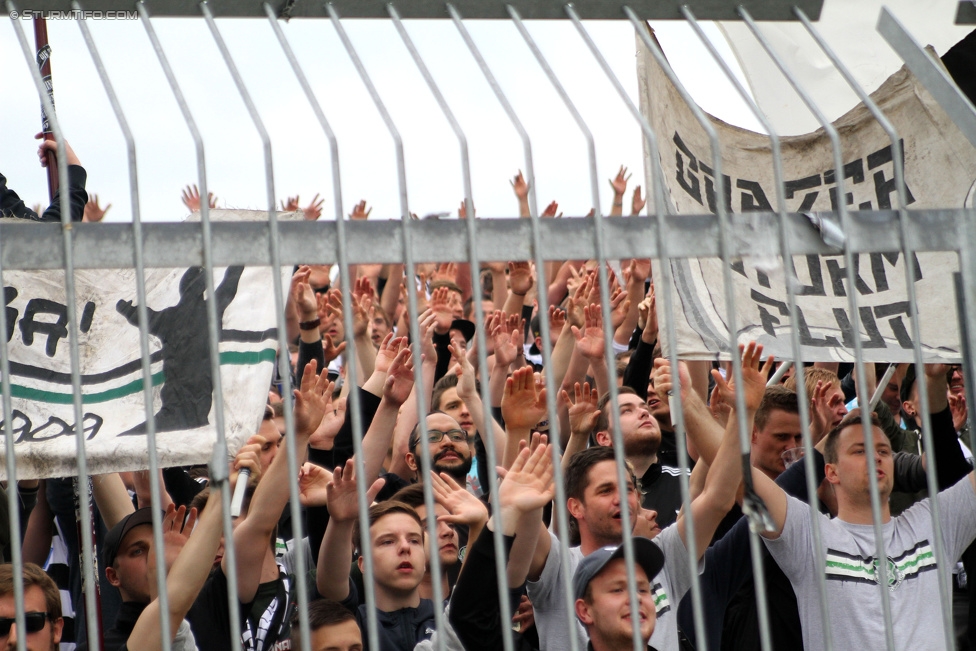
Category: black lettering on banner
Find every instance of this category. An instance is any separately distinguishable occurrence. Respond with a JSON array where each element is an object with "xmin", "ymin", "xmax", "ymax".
[
  {"xmin": 867, "ymin": 140, "xmax": 916, "ymax": 210},
  {"xmin": 18, "ymin": 299, "xmax": 96, "ymax": 357},
  {"xmin": 823, "ymin": 159, "xmax": 866, "ymax": 210},
  {"xmin": 737, "ymin": 179, "xmax": 772, "ymax": 212},
  {"xmin": 4, "ymin": 287, "xmax": 17, "ymax": 342},
  {"xmin": 0, "ymin": 411, "xmax": 104, "ymax": 444},
  {"xmin": 825, "ymin": 254, "xmax": 874, "ymax": 297},
  {"xmin": 873, "ymin": 302, "xmax": 914, "ymax": 349},
  {"xmin": 673, "ymin": 132, "xmax": 702, "ymax": 205},
  {"xmin": 785, "ymin": 174, "xmax": 821, "ymax": 211},
  {"xmin": 750, "ymin": 289, "xmax": 841, "ymax": 347},
  {"xmin": 699, "ymin": 162, "xmax": 732, "ymax": 214},
  {"xmin": 793, "ymin": 255, "xmax": 826, "ymax": 297},
  {"xmin": 869, "ymin": 252, "xmax": 923, "ymax": 293},
  {"xmin": 831, "ymin": 306, "xmax": 885, "ymax": 348}
]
